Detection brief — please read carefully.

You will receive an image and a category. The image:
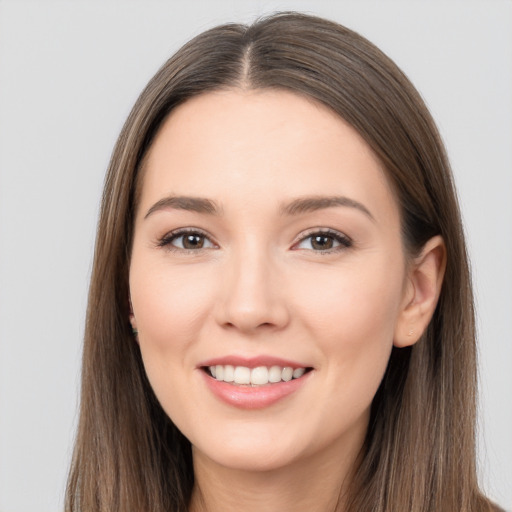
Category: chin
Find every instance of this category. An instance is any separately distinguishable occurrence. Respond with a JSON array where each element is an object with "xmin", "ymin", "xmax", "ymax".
[{"xmin": 193, "ymin": 440, "xmax": 303, "ymax": 473}]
